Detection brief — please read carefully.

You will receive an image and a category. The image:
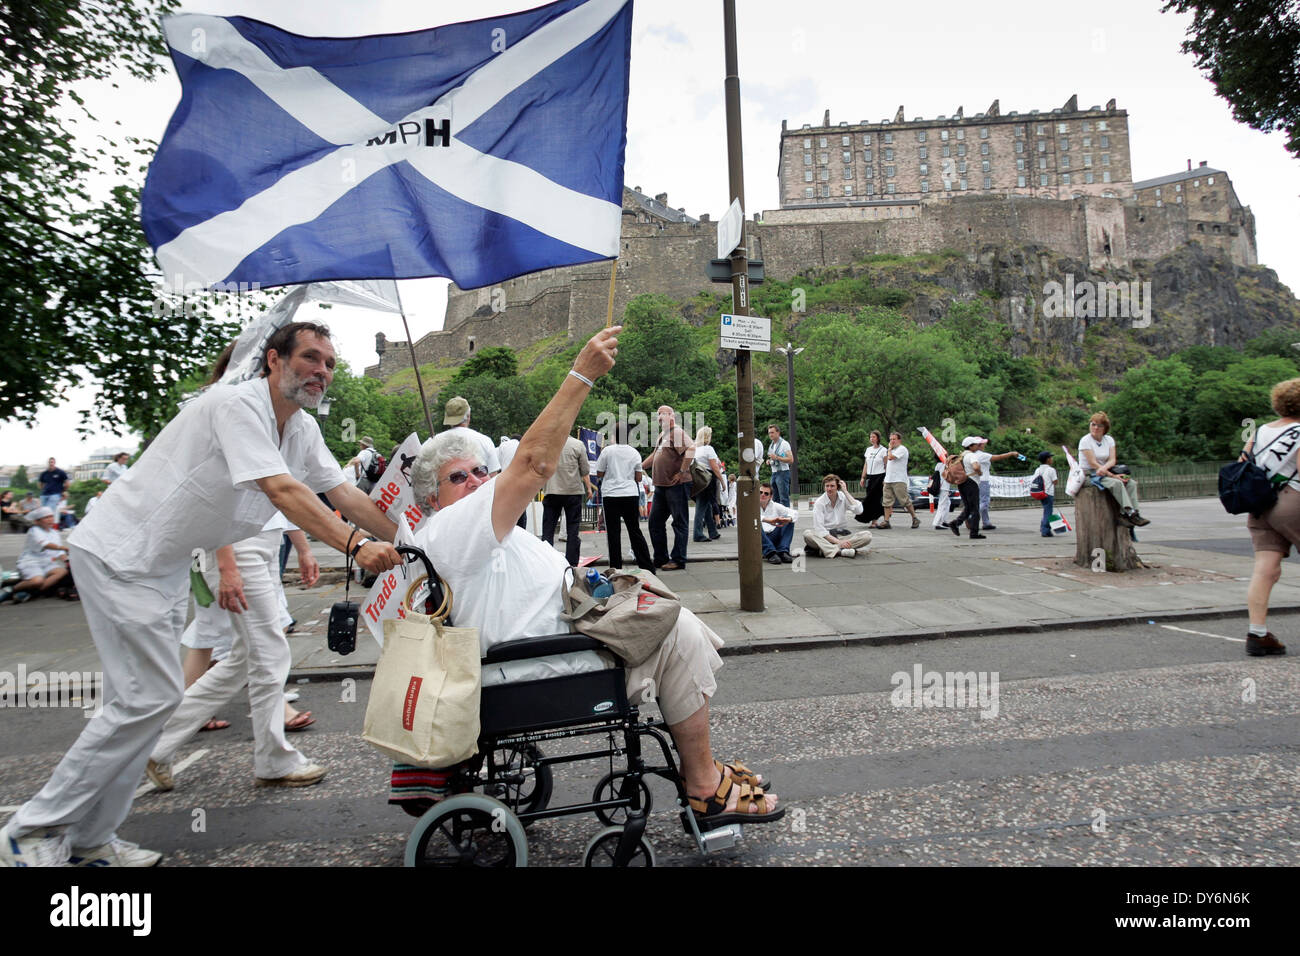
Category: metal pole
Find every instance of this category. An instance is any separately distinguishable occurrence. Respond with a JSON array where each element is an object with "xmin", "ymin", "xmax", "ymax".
[
  {"xmin": 785, "ymin": 344, "xmax": 799, "ymax": 499},
  {"xmin": 393, "ymin": 284, "xmax": 436, "ymax": 438},
  {"xmin": 723, "ymin": 0, "xmax": 763, "ymax": 612}
]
